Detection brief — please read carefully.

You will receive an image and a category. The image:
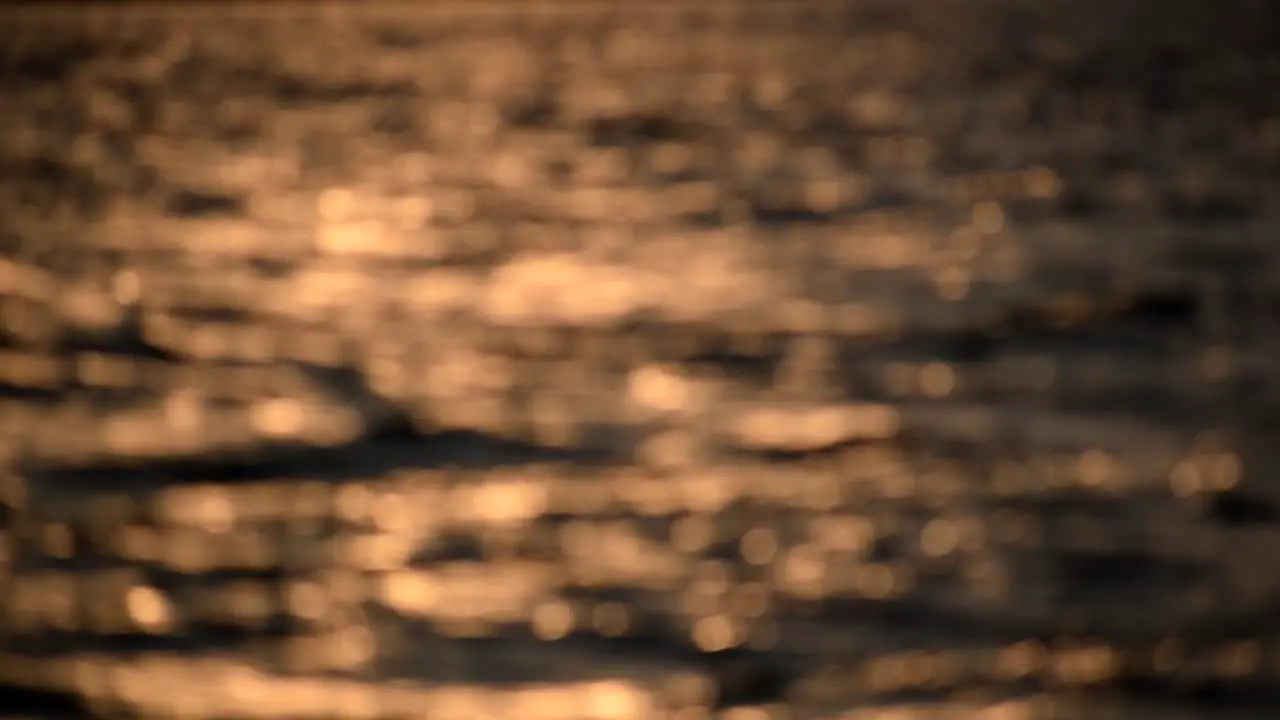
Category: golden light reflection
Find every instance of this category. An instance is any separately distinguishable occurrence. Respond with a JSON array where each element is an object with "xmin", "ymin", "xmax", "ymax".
[
  {"xmin": 854, "ymin": 562, "xmax": 897, "ymax": 599},
  {"xmin": 740, "ymin": 528, "xmax": 778, "ymax": 566},
  {"xmin": 779, "ymin": 544, "xmax": 827, "ymax": 599},
  {"xmin": 1049, "ymin": 643, "xmax": 1117, "ymax": 686},
  {"xmin": 918, "ymin": 362, "xmax": 955, "ymax": 399},
  {"xmin": 1076, "ymin": 449, "xmax": 1113, "ymax": 488},
  {"xmin": 934, "ymin": 266, "xmax": 971, "ymax": 301},
  {"xmin": 249, "ymin": 397, "xmax": 305, "ymax": 439},
  {"xmin": 0, "ymin": 6, "xmax": 1267, "ymax": 719},
  {"xmin": 287, "ymin": 580, "xmax": 330, "ymax": 622},
  {"xmin": 126, "ymin": 585, "xmax": 175, "ymax": 634},
  {"xmin": 995, "ymin": 640, "xmax": 1046, "ymax": 681},
  {"xmin": 671, "ymin": 514, "xmax": 715, "ymax": 554},
  {"xmin": 730, "ymin": 583, "xmax": 772, "ymax": 620},
  {"xmin": 972, "ymin": 201, "xmax": 1005, "ymax": 235},
  {"xmin": 591, "ymin": 602, "xmax": 630, "ymax": 637},
  {"xmin": 42, "ymin": 522, "xmax": 74, "ymax": 559},
  {"xmin": 532, "ymin": 599, "xmax": 575, "ymax": 641},
  {"xmin": 692, "ymin": 614, "xmax": 741, "ymax": 653},
  {"xmin": 920, "ymin": 518, "xmax": 959, "ymax": 558},
  {"xmin": 1169, "ymin": 459, "xmax": 1203, "ymax": 498},
  {"xmin": 1024, "ymin": 167, "xmax": 1062, "ymax": 199},
  {"xmin": 811, "ymin": 515, "xmax": 874, "ymax": 554}
]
